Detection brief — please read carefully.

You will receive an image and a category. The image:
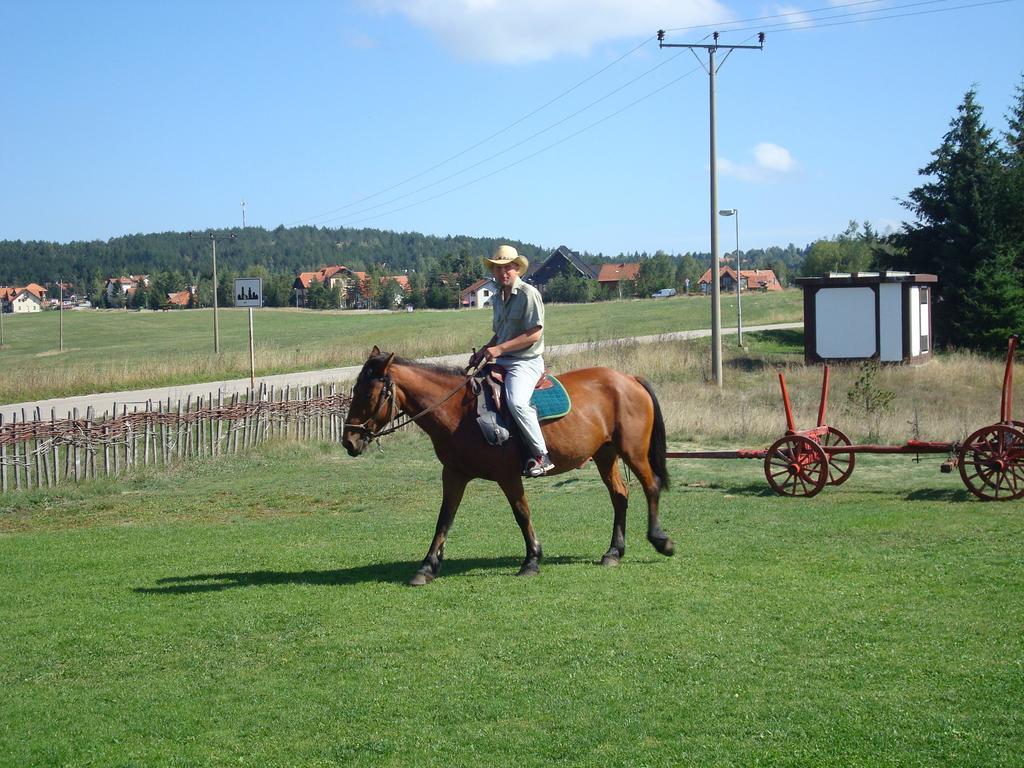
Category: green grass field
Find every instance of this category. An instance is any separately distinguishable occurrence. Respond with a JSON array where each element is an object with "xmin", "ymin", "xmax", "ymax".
[
  {"xmin": 2, "ymin": 433, "xmax": 1022, "ymax": 767},
  {"xmin": 0, "ymin": 290, "xmax": 801, "ymax": 404}
]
